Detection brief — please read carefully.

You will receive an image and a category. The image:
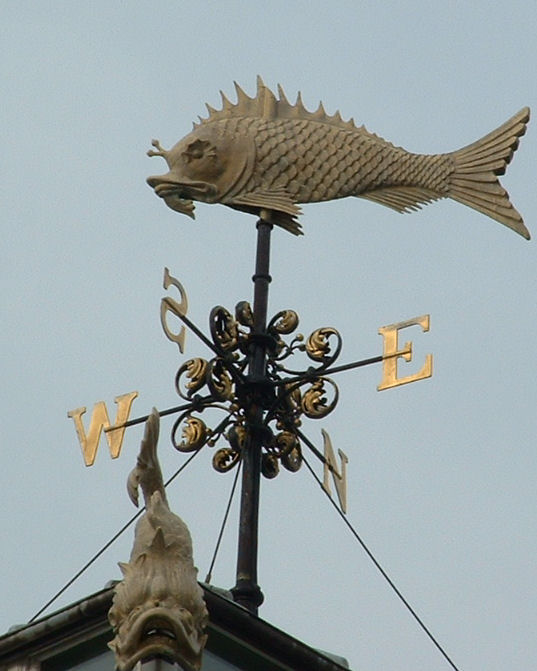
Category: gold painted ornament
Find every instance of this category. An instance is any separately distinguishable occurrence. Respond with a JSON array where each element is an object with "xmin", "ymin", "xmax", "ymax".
[{"xmin": 147, "ymin": 77, "xmax": 530, "ymax": 239}]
